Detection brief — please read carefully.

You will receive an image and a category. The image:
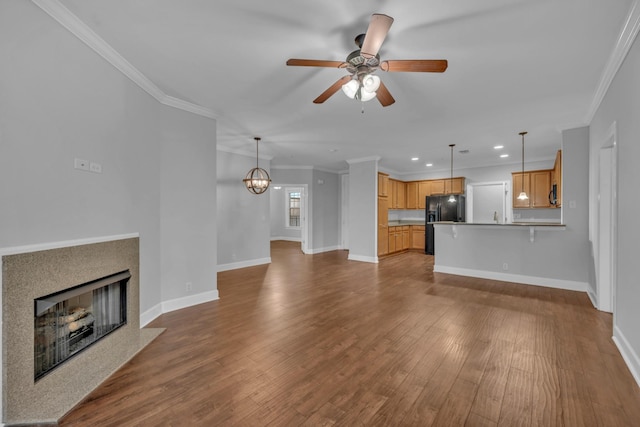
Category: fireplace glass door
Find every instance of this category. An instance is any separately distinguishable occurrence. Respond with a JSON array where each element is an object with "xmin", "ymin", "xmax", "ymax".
[{"xmin": 34, "ymin": 270, "xmax": 129, "ymax": 380}]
